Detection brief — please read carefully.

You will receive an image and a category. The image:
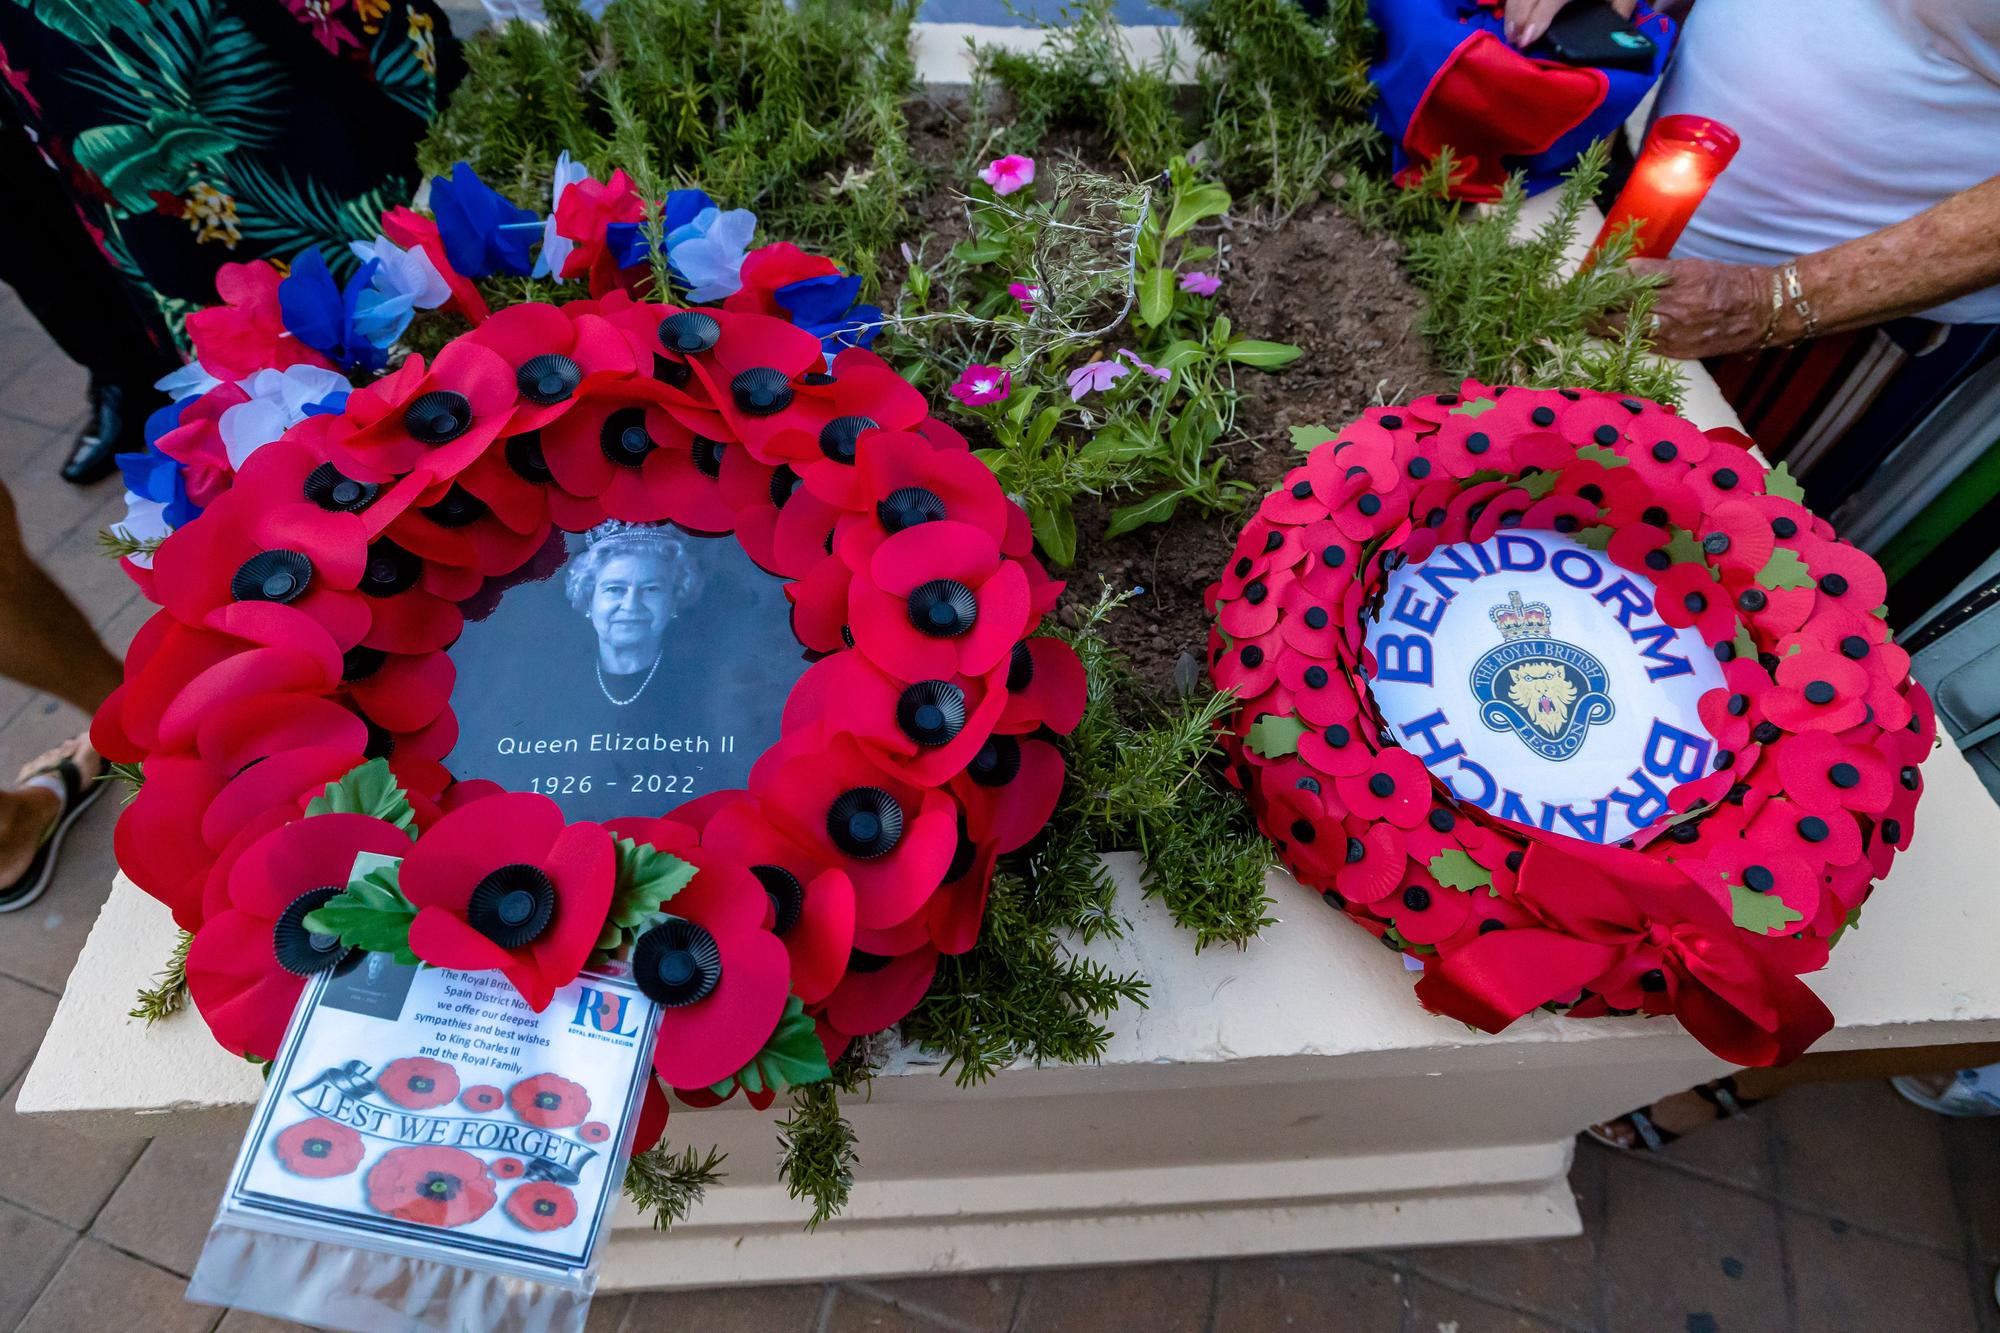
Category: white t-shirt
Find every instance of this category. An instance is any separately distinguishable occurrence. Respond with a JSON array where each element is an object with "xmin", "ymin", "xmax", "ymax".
[{"xmin": 1653, "ymin": 0, "xmax": 2000, "ymax": 324}]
